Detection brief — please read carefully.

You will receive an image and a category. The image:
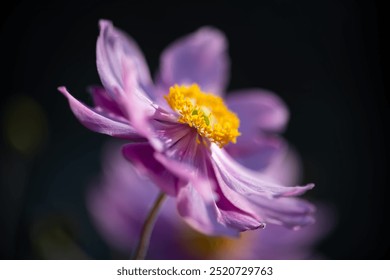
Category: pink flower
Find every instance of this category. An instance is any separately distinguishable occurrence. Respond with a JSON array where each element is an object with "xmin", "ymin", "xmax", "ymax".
[{"xmin": 60, "ymin": 20, "xmax": 315, "ymax": 236}]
